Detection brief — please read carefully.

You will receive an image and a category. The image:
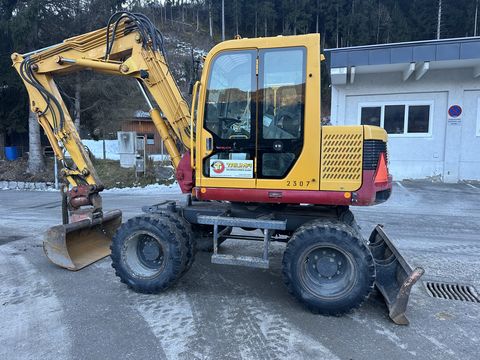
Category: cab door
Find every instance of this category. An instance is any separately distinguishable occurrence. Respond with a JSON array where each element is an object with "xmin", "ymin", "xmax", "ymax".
[
  {"xmin": 256, "ymin": 47, "xmax": 306, "ymax": 181},
  {"xmin": 198, "ymin": 49, "xmax": 257, "ymax": 189}
]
